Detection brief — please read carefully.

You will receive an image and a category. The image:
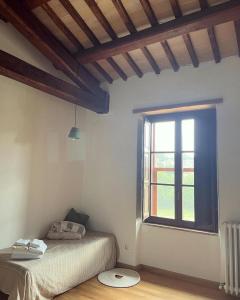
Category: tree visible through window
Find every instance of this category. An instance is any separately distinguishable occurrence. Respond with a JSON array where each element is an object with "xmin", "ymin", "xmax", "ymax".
[{"xmin": 143, "ymin": 109, "xmax": 218, "ymax": 232}]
